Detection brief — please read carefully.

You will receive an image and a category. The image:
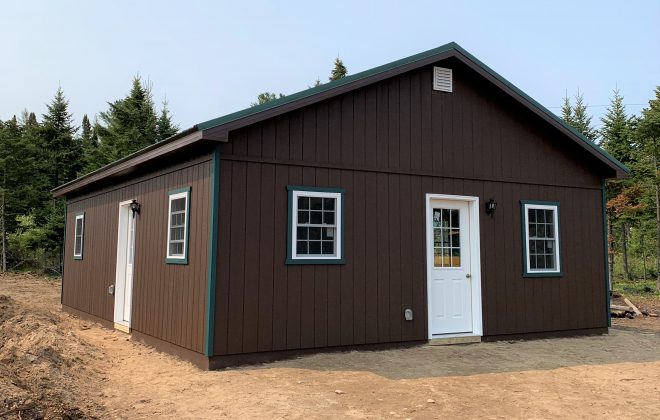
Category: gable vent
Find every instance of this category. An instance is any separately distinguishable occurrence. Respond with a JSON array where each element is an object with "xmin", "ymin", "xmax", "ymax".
[{"xmin": 433, "ymin": 67, "xmax": 453, "ymax": 92}]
